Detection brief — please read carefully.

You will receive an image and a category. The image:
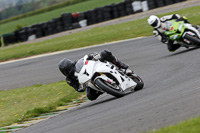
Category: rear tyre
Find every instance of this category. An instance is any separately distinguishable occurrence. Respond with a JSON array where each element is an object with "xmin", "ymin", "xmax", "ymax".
[
  {"xmin": 184, "ymin": 33, "xmax": 200, "ymax": 46},
  {"xmin": 94, "ymin": 78, "xmax": 125, "ymax": 98}
]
